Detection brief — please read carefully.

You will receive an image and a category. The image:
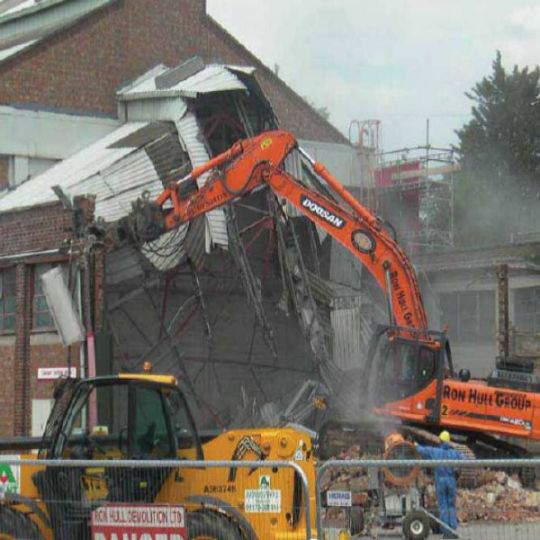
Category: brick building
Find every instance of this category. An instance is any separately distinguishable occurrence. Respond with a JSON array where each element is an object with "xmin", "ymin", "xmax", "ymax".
[{"xmin": 0, "ymin": 0, "xmax": 363, "ymax": 436}]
